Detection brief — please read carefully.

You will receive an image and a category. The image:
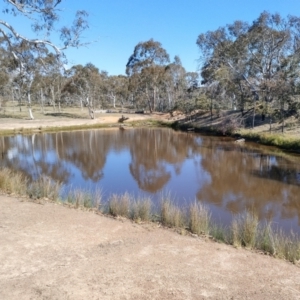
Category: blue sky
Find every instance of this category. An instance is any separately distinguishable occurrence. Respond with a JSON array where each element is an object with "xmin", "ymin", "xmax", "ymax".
[{"xmin": 3, "ymin": 0, "xmax": 300, "ymax": 75}]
